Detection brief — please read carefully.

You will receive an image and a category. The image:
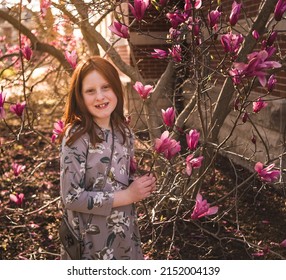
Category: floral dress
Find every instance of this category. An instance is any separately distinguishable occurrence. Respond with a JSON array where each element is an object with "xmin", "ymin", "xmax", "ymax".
[{"xmin": 60, "ymin": 126, "xmax": 143, "ymax": 260}]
